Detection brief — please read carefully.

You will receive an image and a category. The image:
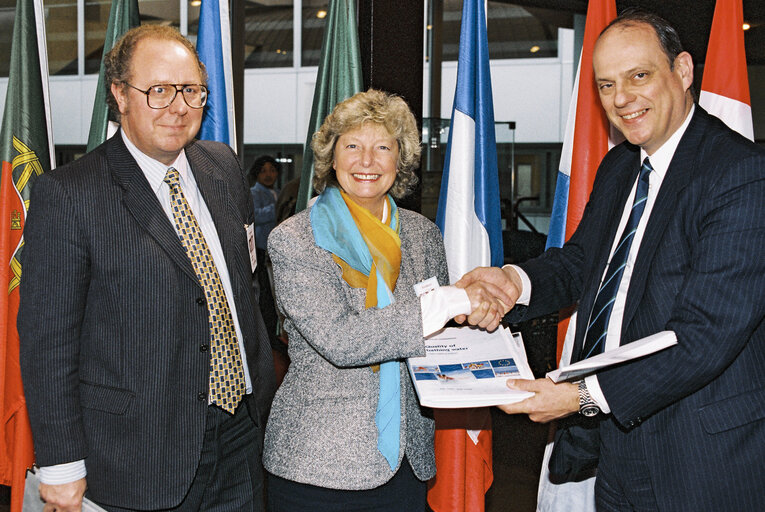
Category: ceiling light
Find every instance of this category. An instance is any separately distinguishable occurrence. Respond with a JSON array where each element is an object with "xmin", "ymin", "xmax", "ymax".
[
  {"xmin": 742, "ymin": 22, "xmax": 750, "ymax": 31},
  {"xmin": 190, "ymin": 0, "xmax": 201, "ymax": 6},
  {"xmin": 317, "ymin": 10, "xmax": 327, "ymax": 19},
  {"xmin": 530, "ymin": 45, "xmax": 540, "ymax": 53}
]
